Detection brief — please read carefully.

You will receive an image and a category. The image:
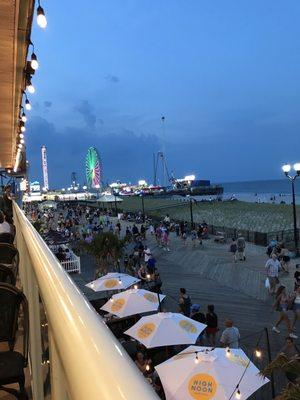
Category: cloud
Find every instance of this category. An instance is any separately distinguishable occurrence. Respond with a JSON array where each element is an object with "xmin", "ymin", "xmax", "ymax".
[
  {"xmin": 73, "ymin": 100, "xmax": 97, "ymax": 129},
  {"xmin": 105, "ymin": 74, "xmax": 120, "ymax": 83}
]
